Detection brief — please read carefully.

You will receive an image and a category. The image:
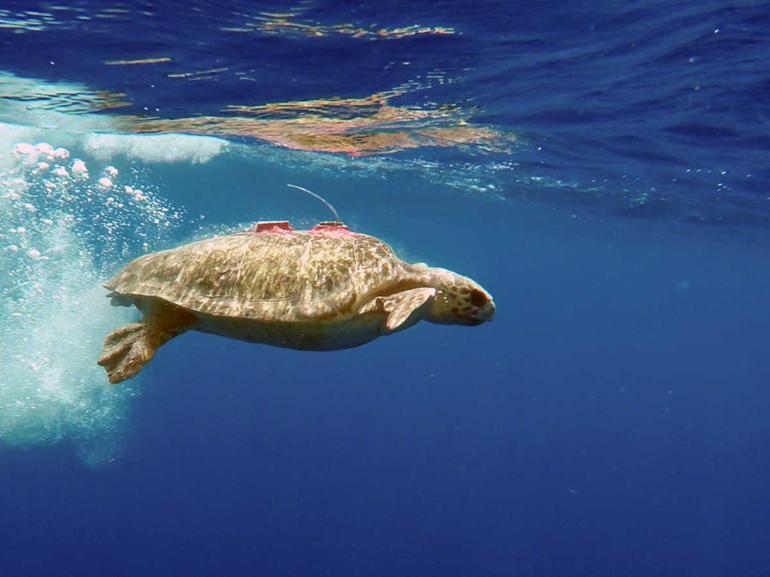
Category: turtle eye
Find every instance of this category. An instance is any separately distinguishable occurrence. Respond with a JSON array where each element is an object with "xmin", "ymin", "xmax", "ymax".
[{"xmin": 469, "ymin": 289, "xmax": 487, "ymax": 308}]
